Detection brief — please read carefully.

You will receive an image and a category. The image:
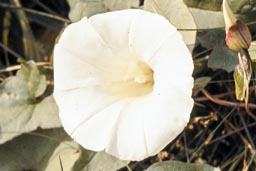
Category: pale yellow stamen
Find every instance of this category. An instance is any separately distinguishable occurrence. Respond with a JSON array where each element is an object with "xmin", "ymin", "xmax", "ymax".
[{"xmin": 109, "ymin": 58, "xmax": 154, "ymax": 97}]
